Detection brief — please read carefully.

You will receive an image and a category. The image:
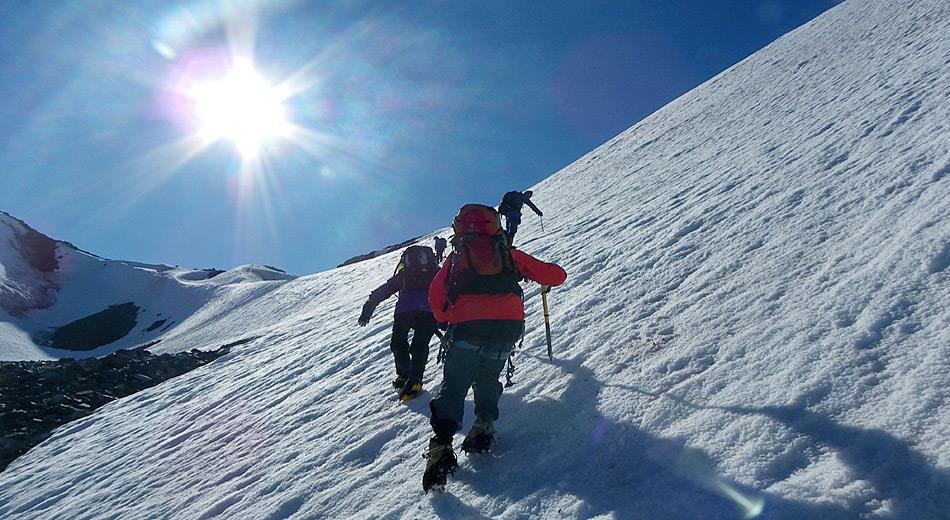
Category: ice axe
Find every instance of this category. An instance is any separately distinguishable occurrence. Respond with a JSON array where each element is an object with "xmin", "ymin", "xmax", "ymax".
[{"xmin": 541, "ymin": 285, "xmax": 553, "ymax": 360}]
